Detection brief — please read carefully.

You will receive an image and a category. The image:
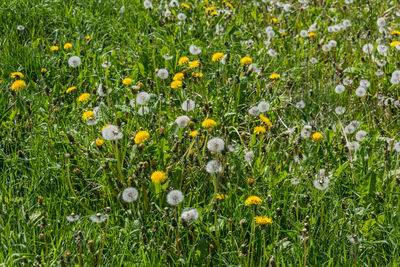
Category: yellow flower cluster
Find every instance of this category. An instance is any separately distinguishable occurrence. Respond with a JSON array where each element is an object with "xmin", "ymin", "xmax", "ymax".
[
  {"xmin": 254, "ymin": 216, "xmax": 273, "ymax": 226},
  {"xmin": 134, "ymin": 131, "xmax": 150, "ymax": 144},
  {"xmin": 82, "ymin": 110, "xmax": 95, "ymax": 121},
  {"xmin": 151, "ymin": 171, "xmax": 166, "ymax": 183},
  {"xmin": 78, "ymin": 93, "xmax": 90, "ymax": 102},
  {"xmin": 244, "ymin": 196, "xmax": 262, "ymax": 206},
  {"xmin": 202, "ymin": 119, "xmax": 217, "ymax": 128}
]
